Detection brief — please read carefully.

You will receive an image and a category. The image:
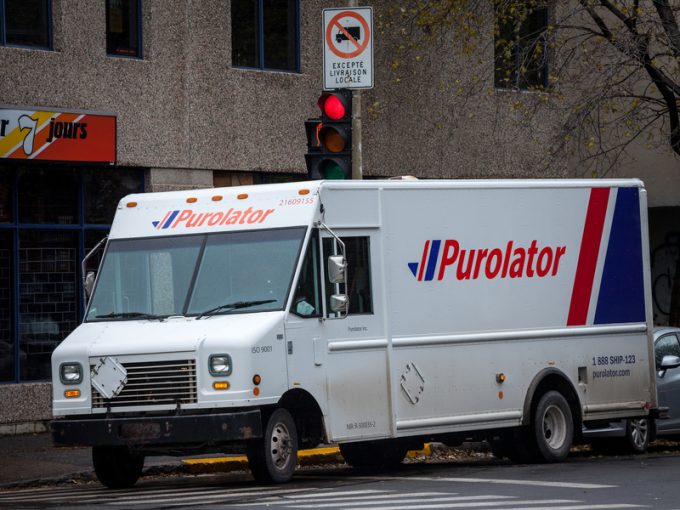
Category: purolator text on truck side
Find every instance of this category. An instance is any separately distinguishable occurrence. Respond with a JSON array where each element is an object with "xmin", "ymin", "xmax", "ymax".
[{"xmin": 51, "ymin": 179, "xmax": 658, "ymax": 487}]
